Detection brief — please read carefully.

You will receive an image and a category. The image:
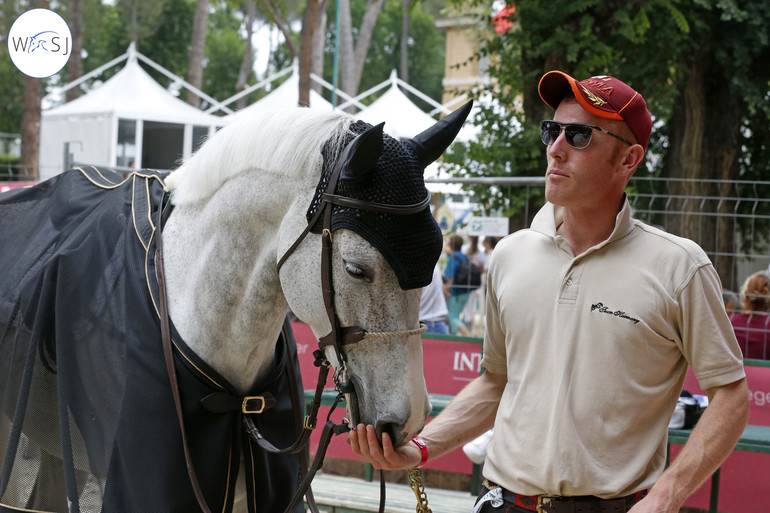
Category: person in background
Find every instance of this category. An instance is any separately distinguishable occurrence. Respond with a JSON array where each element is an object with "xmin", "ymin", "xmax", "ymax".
[
  {"xmin": 722, "ymin": 289, "xmax": 739, "ymax": 315},
  {"xmin": 730, "ymin": 272, "xmax": 770, "ymax": 359},
  {"xmin": 349, "ymin": 70, "xmax": 749, "ymax": 513},
  {"xmin": 466, "ymin": 236, "xmax": 487, "ymax": 273},
  {"xmin": 482, "ymin": 236, "xmax": 499, "ymax": 257},
  {"xmin": 420, "ymin": 264, "xmax": 450, "ymax": 335},
  {"xmin": 443, "ymin": 234, "xmax": 471, "ymax": 336}
]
